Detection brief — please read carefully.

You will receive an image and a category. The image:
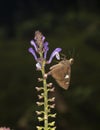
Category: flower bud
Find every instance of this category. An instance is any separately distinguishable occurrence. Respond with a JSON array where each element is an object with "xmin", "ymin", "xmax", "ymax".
[
  {"xmin": 38, "ymin": 117, "xmax": 44, "ymax": 122},
  {"xmin": 49, "ymin": 104, "xmax": 55, "ymax": 108},
  {"xmin": 38, "ymin": 95, "xmax": 44, "ymax": 99},
  {"xmin": 36, "ymin": 102, "xmax": 44, "ymax": 106},
  {"xmin": 35, "ymin": 87, "xmax": 43, "ymax": 91},
  {"xmin": 38, "ymin": 78, "xmax": 43, "ymax": 82},
  {"xmin": 36, "ymin": 111, "xmax": 44, "ymax": 115},
  {"xmin": 44, "ymin": 73, "xmax": 48, "ymax": 79},
  {"xmin": 48, "ymin": 97, "xmax": 55, "ymax": 102},
  {"xmin": 48, "ymin": 113, "xmax": 56, "ymax": 118},
  {"xmin": 48, "ymin": 87, "xmax": 55, "ymax": 92},
  {"xmin": 47, "ymin": 83, "xmax": 53, "ymax": 87}
]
